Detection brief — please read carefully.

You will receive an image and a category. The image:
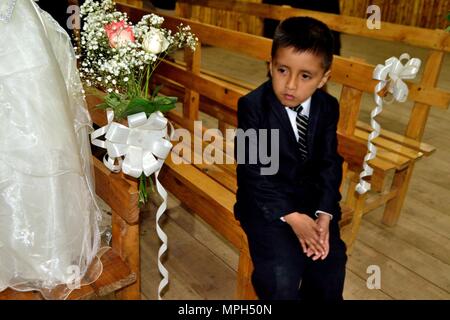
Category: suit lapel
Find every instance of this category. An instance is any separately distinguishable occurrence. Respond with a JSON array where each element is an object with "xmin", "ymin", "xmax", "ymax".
[{"xmin": 266, "ymin": 84, "xmax": 298, "ymax": 146}]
